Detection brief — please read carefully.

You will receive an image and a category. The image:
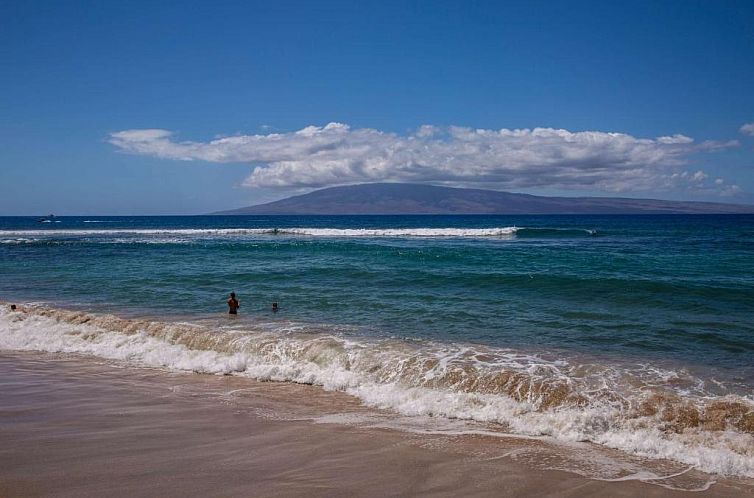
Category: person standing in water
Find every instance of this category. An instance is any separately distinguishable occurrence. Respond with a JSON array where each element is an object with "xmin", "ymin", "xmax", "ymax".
[{"xmin": 227, "ymin": 292, "xmax": 240, "ymax": 315}]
